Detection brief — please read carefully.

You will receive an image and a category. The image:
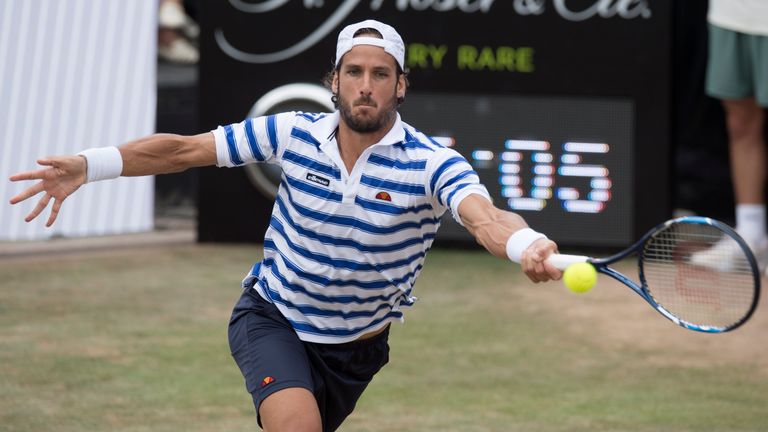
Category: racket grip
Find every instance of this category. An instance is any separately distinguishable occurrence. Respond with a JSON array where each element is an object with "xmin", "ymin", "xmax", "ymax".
[{"xmin": 546, "ymin": 254, "xmax": 590, "ymax": 270}]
